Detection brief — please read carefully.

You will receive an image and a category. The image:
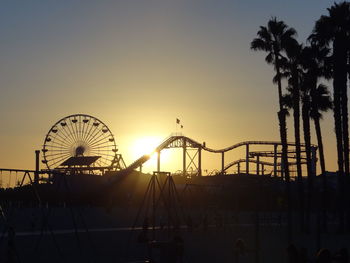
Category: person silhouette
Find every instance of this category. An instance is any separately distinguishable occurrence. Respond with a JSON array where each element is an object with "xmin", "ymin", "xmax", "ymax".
[
  {"xmin": 6, "ymin": 226, "xmax": 16, "ymax": 263},
  {"xmin": 334, "ymin": 248, "xmax": 348, "ymax": 263},
  {"xmin": 186, "ymin": 215, "xmax": 193, "ymax": 232},
  {"xmin": 316, "ymin": 248, "xmax": 332, "ymax": 263},
  {"xmin": 149, "ymin": 235, "xmax": 184, "ymax": 263},
  {"xmin": 233, "ymin": 238, "xmax": 246, "ymax": 263},
  {"xmin": 299, "ymin": 247, "xmax": 308, "ymax": 263},
  {"xmin": 286, "ymin": 244, "xmax": 299, "ymax": 263}
]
